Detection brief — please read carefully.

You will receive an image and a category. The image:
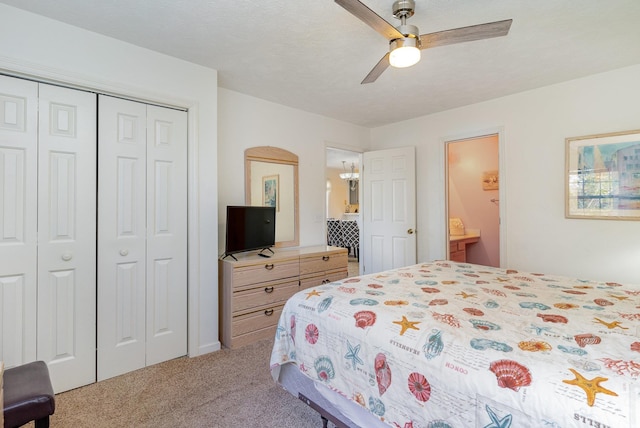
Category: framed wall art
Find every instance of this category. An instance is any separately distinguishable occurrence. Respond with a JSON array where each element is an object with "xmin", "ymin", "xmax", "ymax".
[
  {"xmin": 566, "ymin": 129, "xmax": 640, "ymax": 220},
  {"xmin": 262, "ymin": 174, "xmax": 279, "ymax": 211},
  {"xmin": 482, "ymin": 170, "xmax": 499, "ymax": 190}
]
